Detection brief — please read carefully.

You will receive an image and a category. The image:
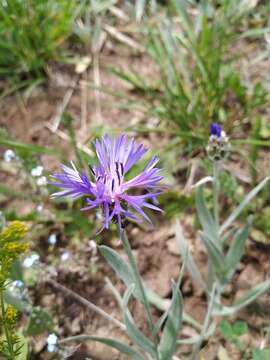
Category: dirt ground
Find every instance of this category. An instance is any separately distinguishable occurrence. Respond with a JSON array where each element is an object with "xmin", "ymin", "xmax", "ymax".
[{"xmin": 1, "ymin": 41, "xmax": 270, "ymax": 360}]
